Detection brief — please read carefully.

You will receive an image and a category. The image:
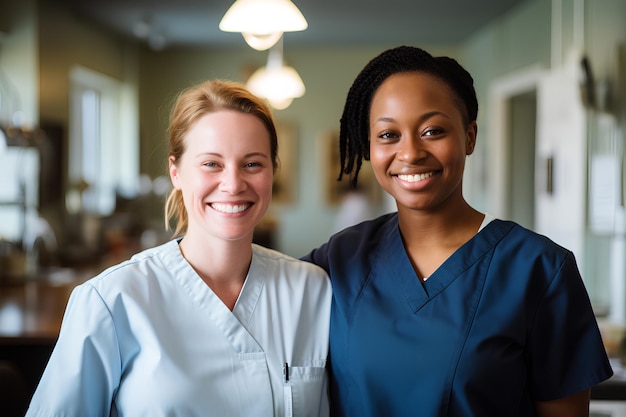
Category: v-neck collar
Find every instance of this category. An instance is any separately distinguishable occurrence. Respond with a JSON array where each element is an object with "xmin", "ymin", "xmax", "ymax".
[
  {"xmin": 163, "ymin": 240, "xmax": 265, "ymax": 354},
  {"xmin": 232, "ymin": 246, "xmax": 266, "ymax": 327},
  {"xmin": 376, "ymin": 216, "xmax": 513, "ymax": 313}
]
